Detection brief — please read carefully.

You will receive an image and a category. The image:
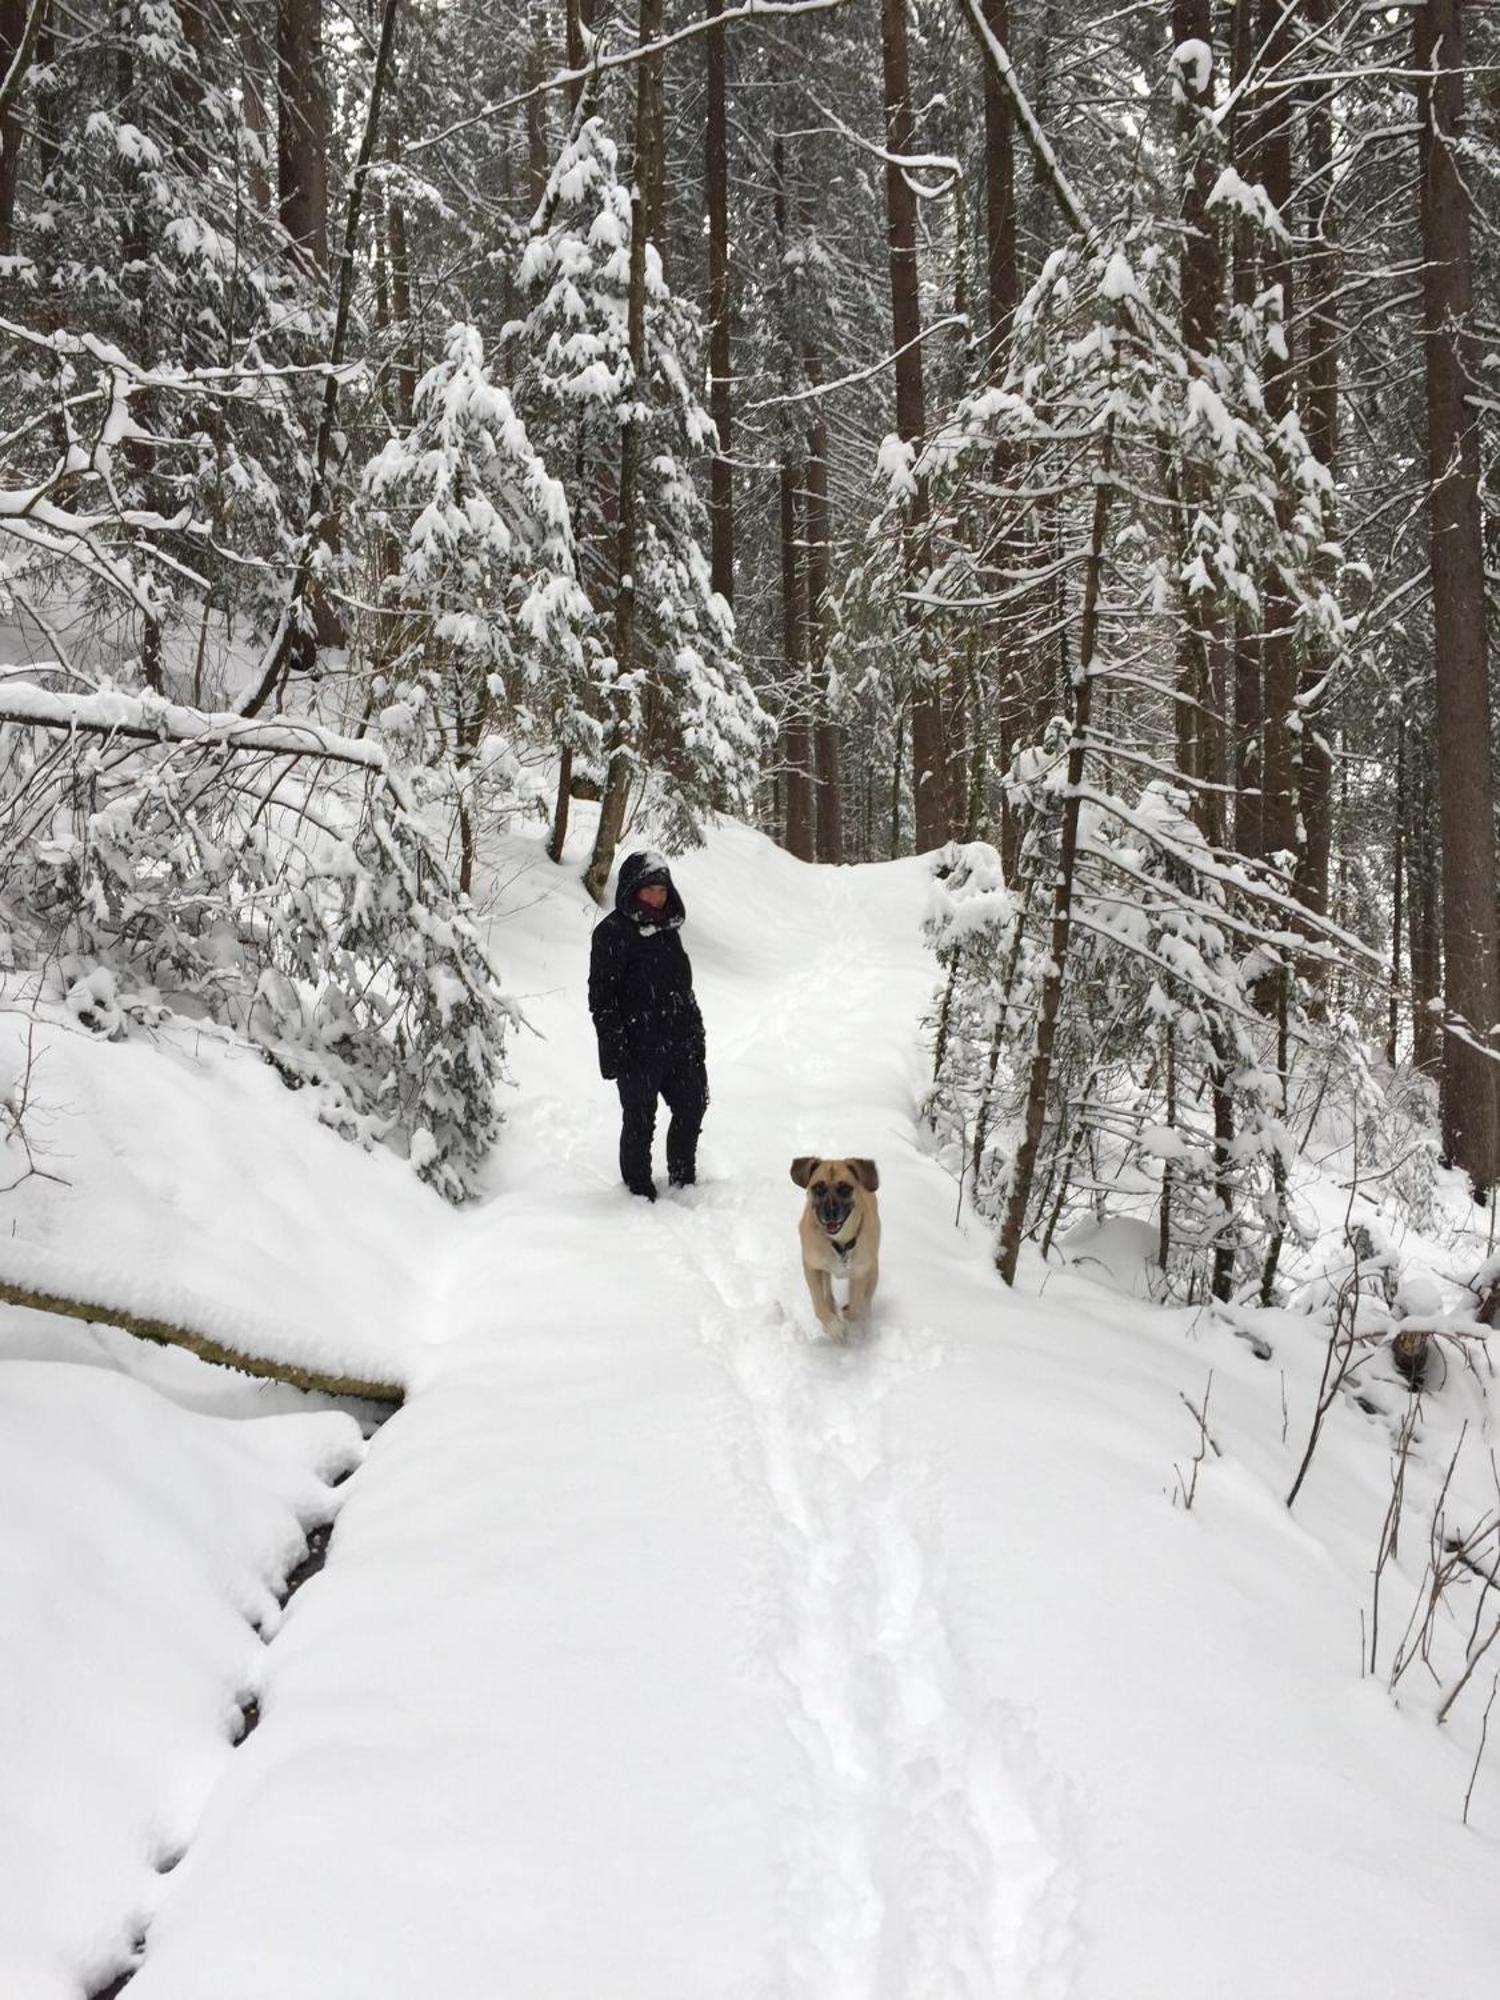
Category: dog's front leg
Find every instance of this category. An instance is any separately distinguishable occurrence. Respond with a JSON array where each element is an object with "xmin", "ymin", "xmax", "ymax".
[
  {"xmin": 805, "ymin": 1265, "xmax": 839, "ymax": 1332},
  {"xmin": 845, "ymin": 1266, "xmax": 877, "ymax": 1325}
]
